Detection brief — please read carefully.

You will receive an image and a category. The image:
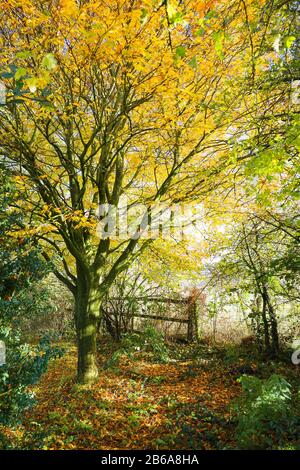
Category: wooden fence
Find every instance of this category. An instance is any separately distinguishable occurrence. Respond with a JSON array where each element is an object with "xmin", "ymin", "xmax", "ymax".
[{"xmin": 106, "ymin": 295, "xmax": 198, "ymax": 341}]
